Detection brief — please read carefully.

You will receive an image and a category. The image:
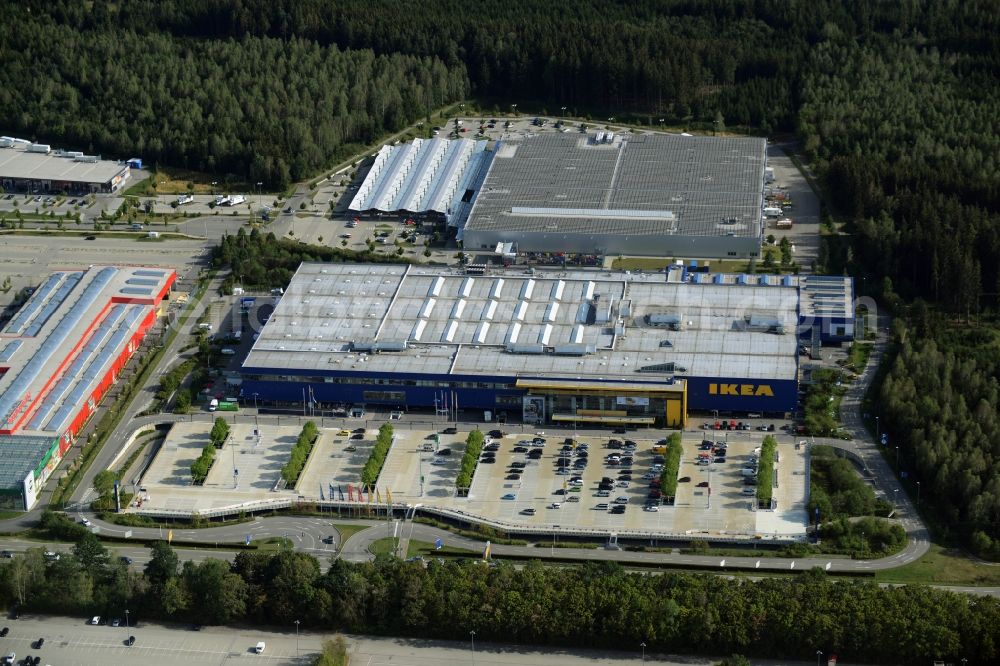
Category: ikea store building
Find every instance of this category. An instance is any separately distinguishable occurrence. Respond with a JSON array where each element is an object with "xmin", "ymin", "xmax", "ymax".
[{"xmin": 240, "ymin": 263, "xmax": 853, "ymax": 427}]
